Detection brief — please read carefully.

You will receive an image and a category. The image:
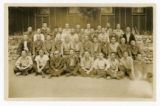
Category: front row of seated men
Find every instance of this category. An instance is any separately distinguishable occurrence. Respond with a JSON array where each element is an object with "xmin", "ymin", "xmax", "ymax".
[{"xmin": 14, "ymin": 48, "xmax": 135, "ymax": 80}]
